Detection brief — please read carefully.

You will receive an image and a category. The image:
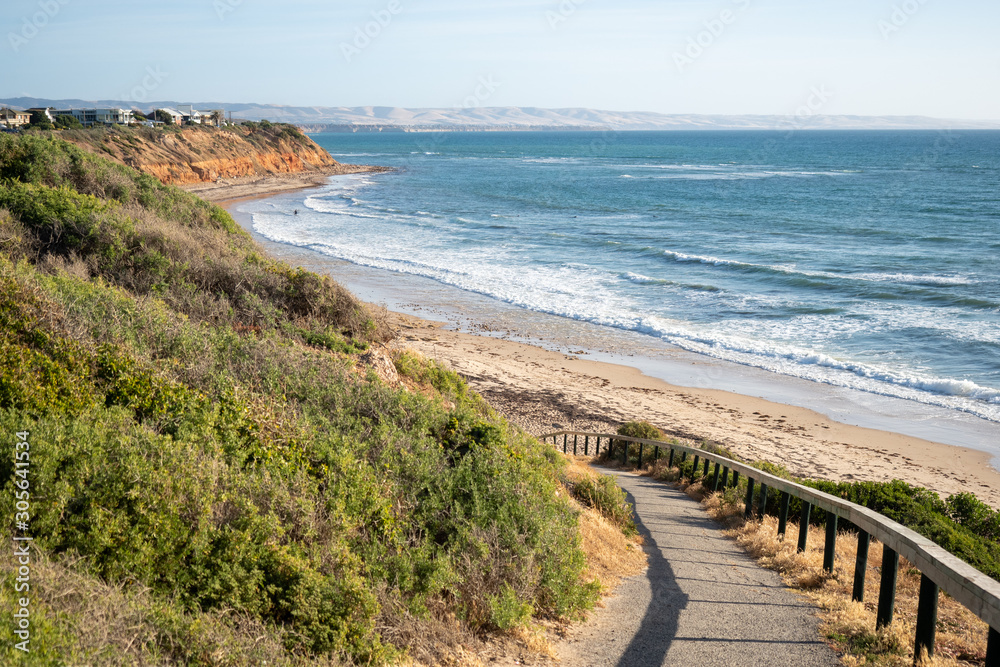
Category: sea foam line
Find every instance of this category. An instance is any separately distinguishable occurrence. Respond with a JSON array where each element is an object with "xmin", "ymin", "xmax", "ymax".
[{"xmin": 662, "ymin": 250, "xmax": 976, "ymax": 286}]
